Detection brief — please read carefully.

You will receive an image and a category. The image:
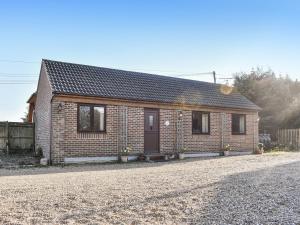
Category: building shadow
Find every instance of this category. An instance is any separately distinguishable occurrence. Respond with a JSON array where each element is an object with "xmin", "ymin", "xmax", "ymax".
[
  {"xmin": 88, "ymin": 160, "xmax": 299, "ymax": 225},
  {"xmin": 188, "ymin": 161, "xmax": 300, "ymax": 224},
  {"xmin": 1, "ymin": 155, "xmax": 299, "ymax": 224}
]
